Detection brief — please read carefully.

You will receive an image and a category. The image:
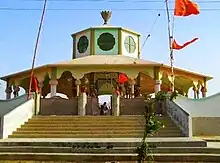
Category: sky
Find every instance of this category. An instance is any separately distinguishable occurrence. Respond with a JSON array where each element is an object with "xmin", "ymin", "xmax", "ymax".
[{"xmin": 0, "ymin": 0, "xmax": 219, "ymax": 99}]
